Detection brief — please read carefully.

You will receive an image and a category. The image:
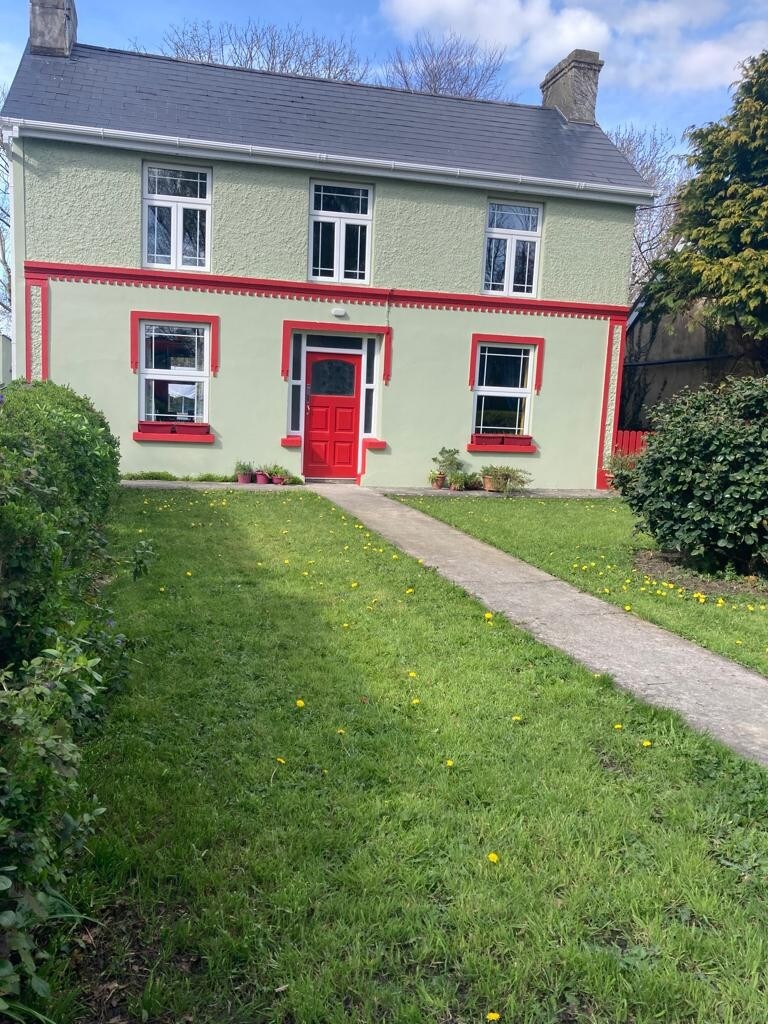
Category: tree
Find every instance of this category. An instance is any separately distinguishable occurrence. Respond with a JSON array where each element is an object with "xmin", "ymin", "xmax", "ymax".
[
  {"xmin": 0, "ymin": 84, "xmax": 11, "ymax": 335},
  {"xmin": 157, "ymin": 19, "xmax": 369, "ymax": 82},
  {"xmin": 607, "ymin": 123, "xmax": 687, "ymax": 299},
  {"xmin": 382, "ymin": 32, "xmax": 505, "ymax": 100},
  {"xmin": 644, "ymin": 51, "xmax": 768, "ymax": 339}
]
